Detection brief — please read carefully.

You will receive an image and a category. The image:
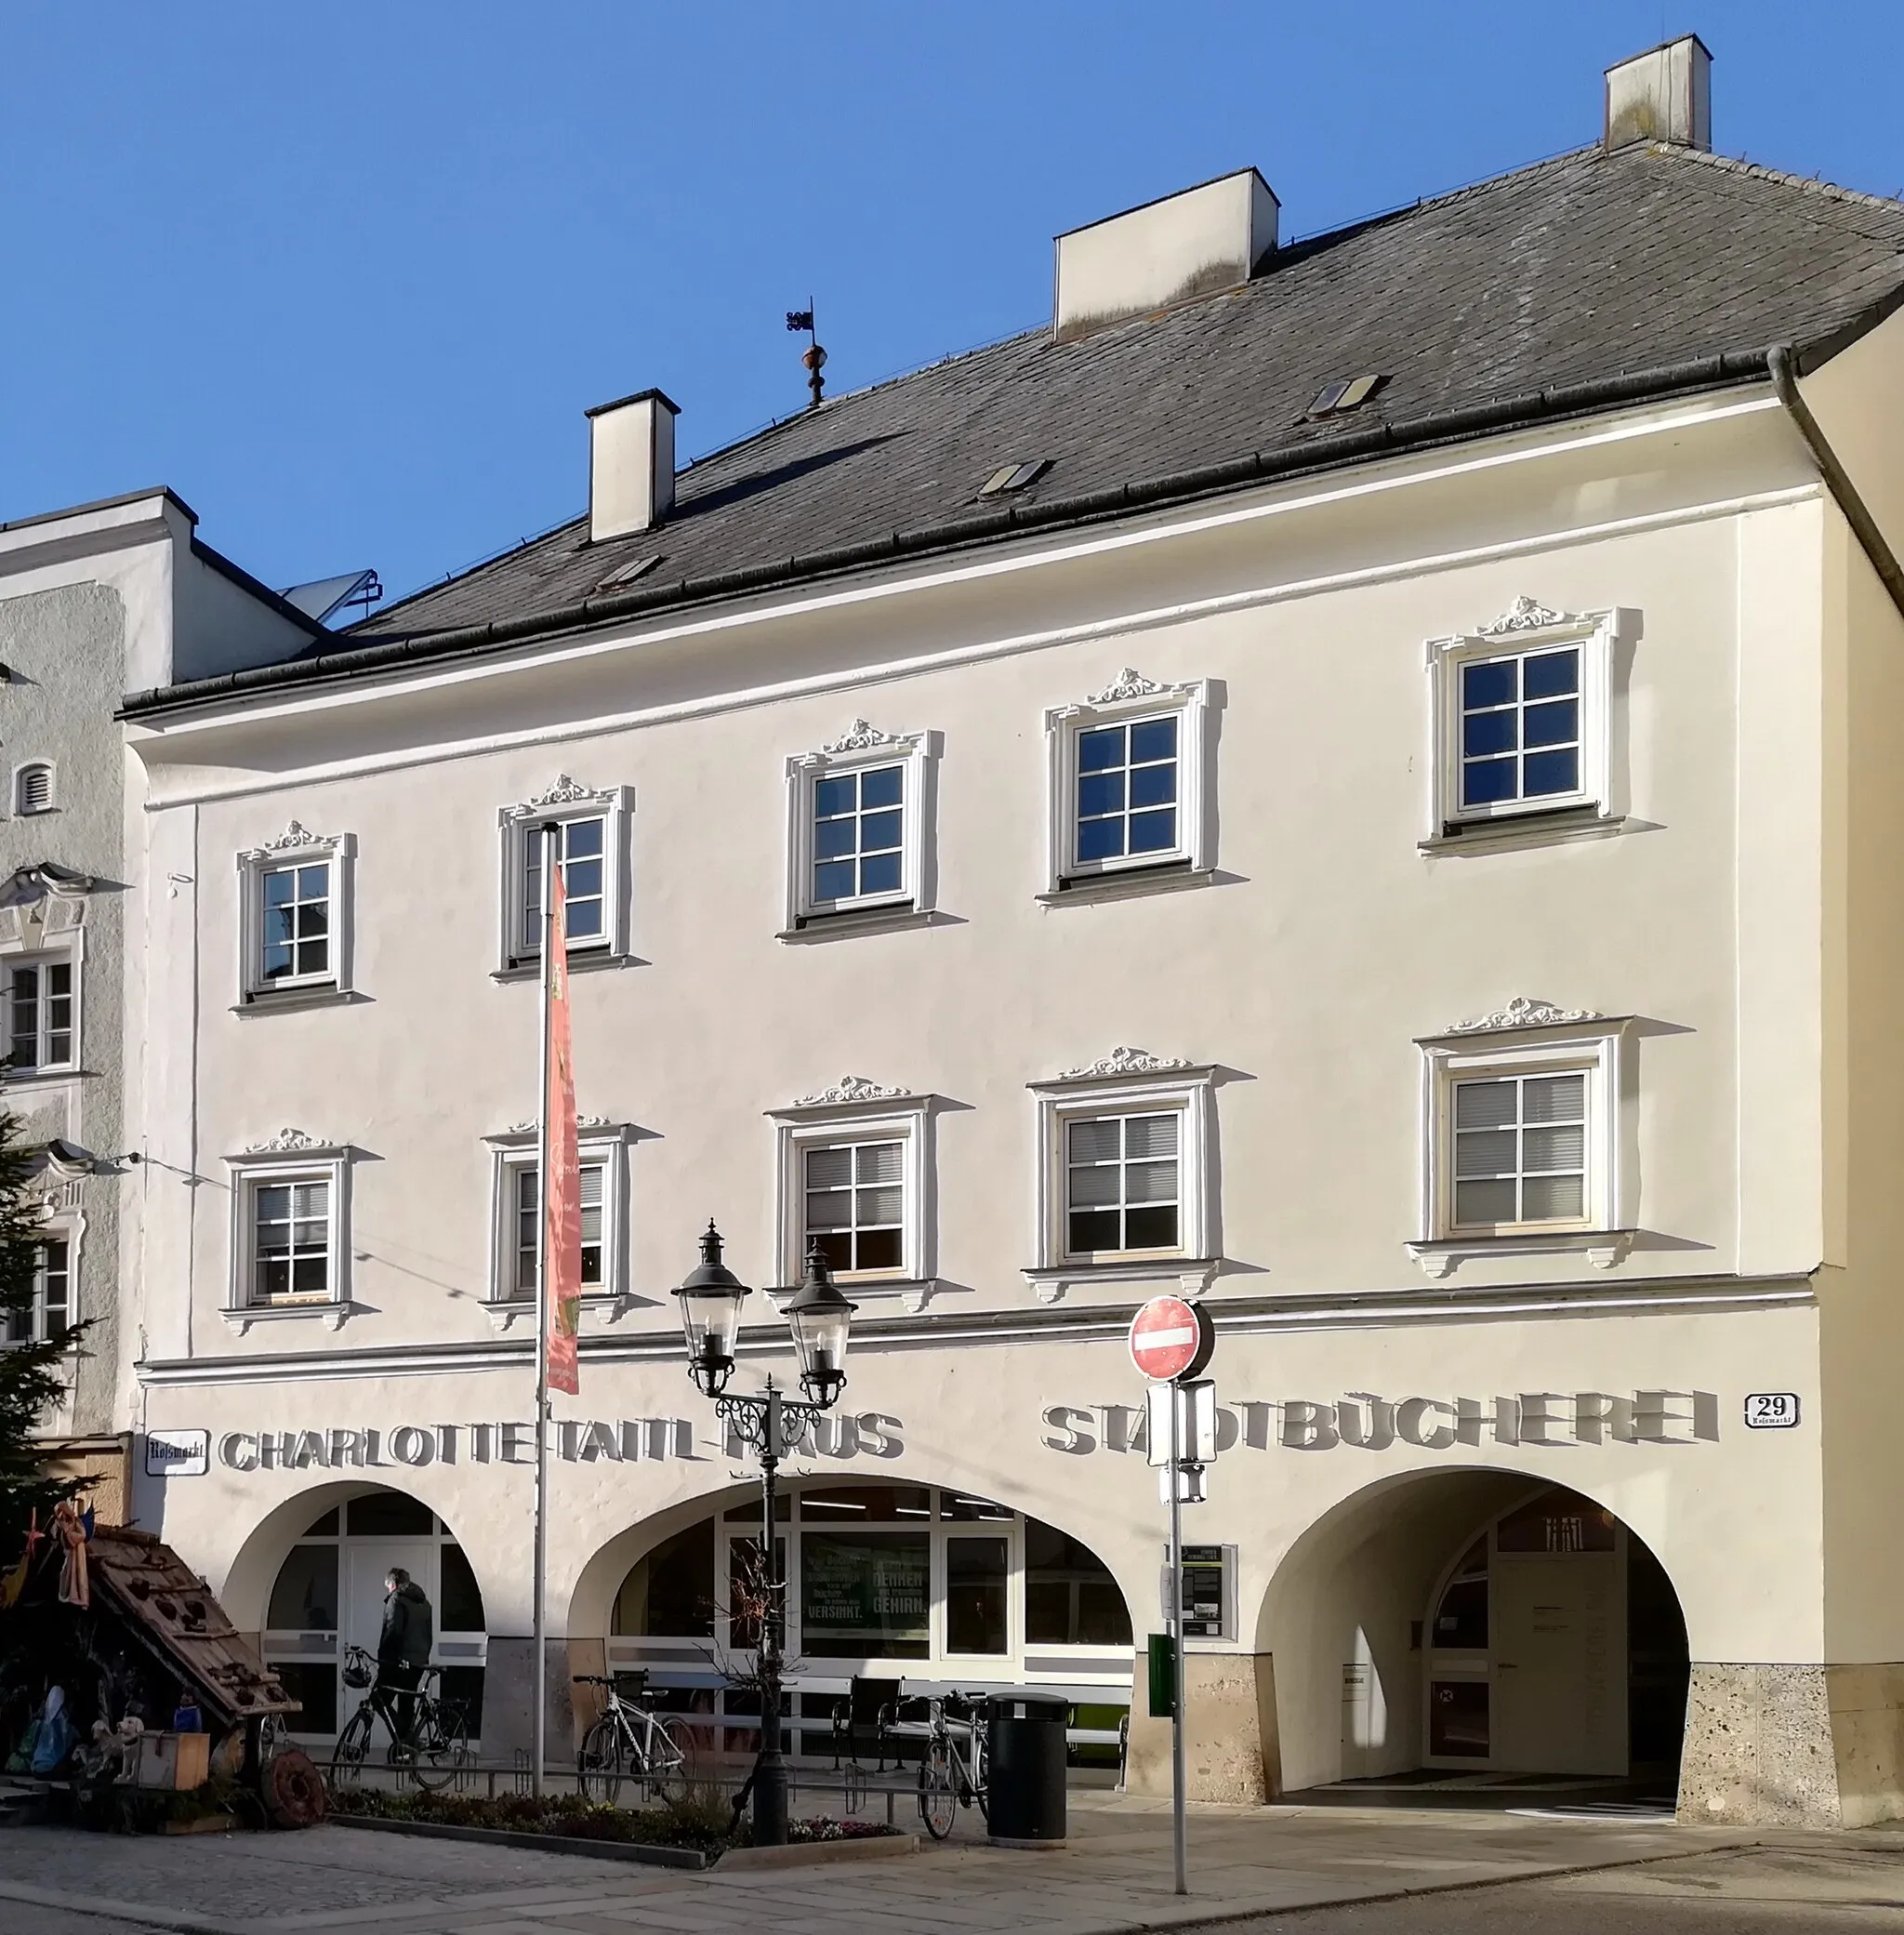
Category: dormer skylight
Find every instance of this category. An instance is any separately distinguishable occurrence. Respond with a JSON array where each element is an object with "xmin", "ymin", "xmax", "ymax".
[
  {"xmin": 978, "ymin": 459, "xmax": 1051, "ymax": 498},
  {"xmin": 1305, "ymin": 375, "xmax": 1386, "ymax": 420},
  {"xmin": 595, "ymin": 553, "xmax": 662, "ymax": 592}
]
